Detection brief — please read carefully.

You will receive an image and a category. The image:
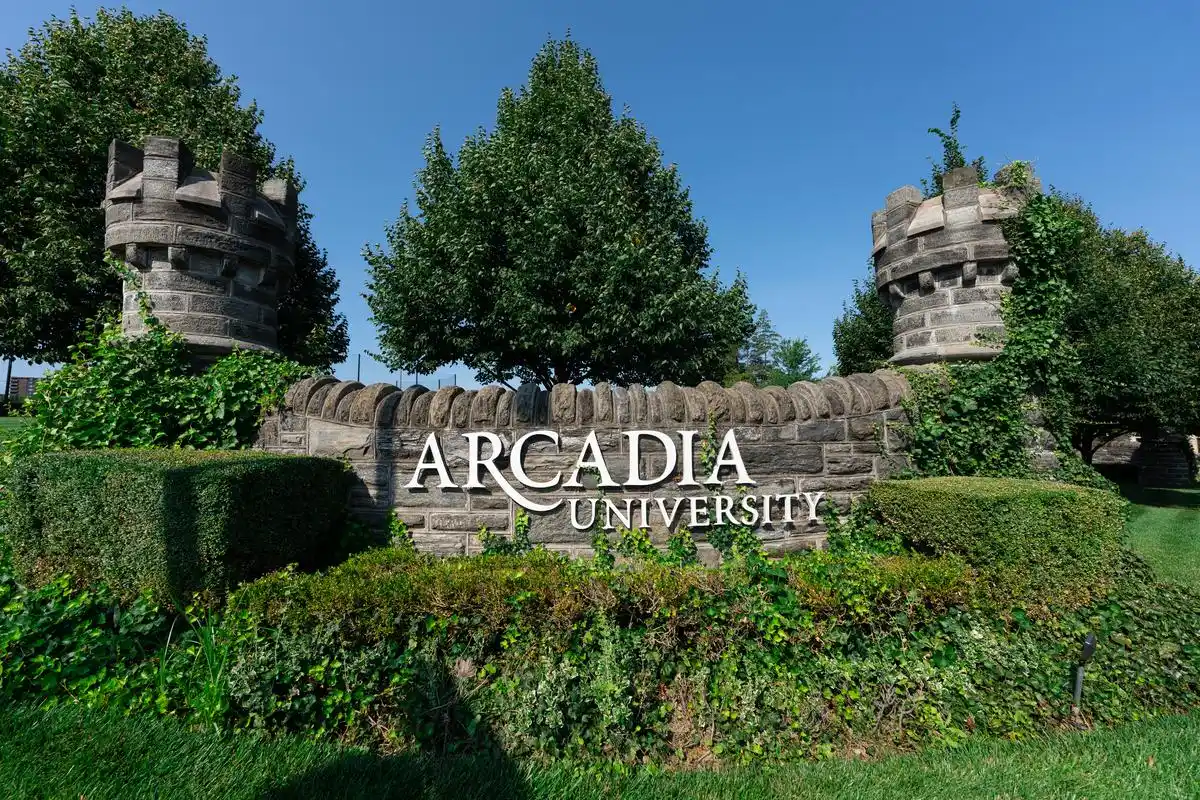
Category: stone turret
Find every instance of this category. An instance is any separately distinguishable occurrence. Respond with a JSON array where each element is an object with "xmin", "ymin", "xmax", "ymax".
[
  {"xmin": 103, "ymin": 137, "xmax": 298, "ymax": 362},
  {"xmin": 872, "ymin": 165, "xmax": 1039, "ymax": 365}
]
